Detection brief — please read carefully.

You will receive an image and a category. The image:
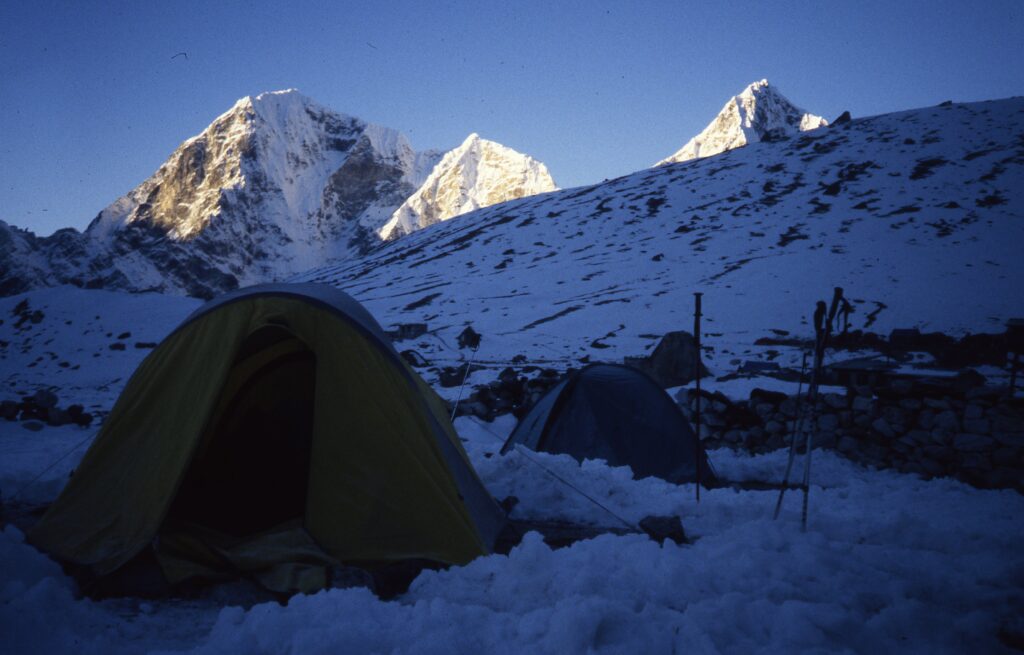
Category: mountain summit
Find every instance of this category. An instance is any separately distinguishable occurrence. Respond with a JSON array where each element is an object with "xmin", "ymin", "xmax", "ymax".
[
  {"xmin": 0, "ymin": 91, "xmax": 554, "ymax": 297},
  {"xmin": 380, "ymin": 133, "xmax": 556, "ymax": 240},
  {"xmin": 88, "ymin": 89, "xmax": 433, "ymax": 269},
  {"xmin": 657, "ymin": 80, "xmax": 827, "ymax": 165}
]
